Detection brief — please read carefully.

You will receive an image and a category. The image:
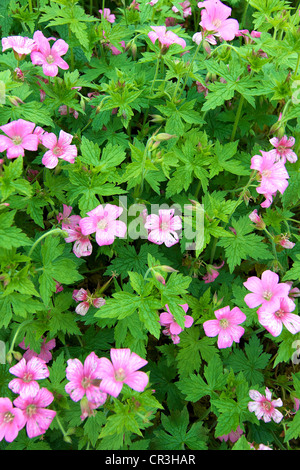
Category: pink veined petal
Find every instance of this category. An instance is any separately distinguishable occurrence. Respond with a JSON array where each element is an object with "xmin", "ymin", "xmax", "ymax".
[
  {"xmin": 184, "ymin": 315, "xmax": 194, "ymax": 328},
  {"xmin": 99, "ymin": 377, "xmax": 123, "ymax": 397},
  {"xmin": 79, "ymin": 216, "xmax": 98, "ymax": 236},
  {"xmin": 105, "ymin": 204, "xmax": 123, "ymax": 221},
  {"xmin": 30, "ymin": 51, "xmax": 47, "ymax": 66},
  {"xmin": 163, "ymin": 230, "xmax": 180, "ymax": 247},
  {"xmin": 249, "ymin": 389, "xmax": 264, "ymax": 401},
  {"xmin": 257, "ymin": 308, "xmax": 283, "ymax": 337},
  {"xmin": 97, "ymin": 357, "xmax": 115, "ymax": 379},
  {"xmin": 271, "ymin": 408, "xmax": 283, "ymax": 423},
  {"xmin": 273, "ymin": 282, "xmax": 291, "ymax": 298},
  {"xmin": 60, "ymin": 145, "xmax": 77, "ymax": 163},
  {"xmin": 42, "ymin": 63, "xmax": 59, "ymax": 77},
  {"xmin": 13, "ymin": 119, "xmax": 35, "ymax": 137},
  {"xmin": 57, "ymin": 130, "xmax": 73, "ymax": 147},
  {"xmin": 217, "ymin": 329, "xmax": 233, "ymax": 349},
  {"xmin": 148, "ymin": 31, "xmax": 159, "ymax": 45},
  {"xmin": 86, "ymin": 205, "xmax": 105, "ymax": 218},
  {"xmin": 21, "ymin": 134, "xmax": 39, "ymax": 151},
  {"xmin": 0, "ymin": 135, "xmax": 13, "ymax": 151},
  {"xmin": 124, "ymin": 371, "xmax": 149, "ymax": 392},
  {"xmin": 110, "ymin": 348, "xmax": 131, "ymax": 370},
  {"xmin": 250, "ymin": 154, "xmax": 263, "ymax": 171},
  {"xmin": 73, "ymin": 239, "xmax": 92, "ymax": 258},
  {"xmin": 203, "ymin": 319, "xmax": 221, "ymax": 337},
  {"xmin": 282, "ymin": 313, "xmax": 300, "ymax": 335},
  {"xmin": 7, "ymin": 145, "xmax": 25, "ymax": 159},
  {"xmin": 27, "ymin": 357, "xmax": 49, "ymax": 380},
  {"xmin": 95, "ymin": 228, "xmax": 115, "ymax": 246},
  {"xmin": 217, "ymin": 18, "xmax": 239, "ymax": 40},
  {"xmin": 227, "ymin": 324, "xmax": 244, "ymax": 343},
  {"xmin": 65, "ymin": 358, "xmax": 84, "ymax": 382},
  {"xmin": 214, "ymin": 306, "xmax": 231, "ymax": 320},
  {"xmin": 33, "ymin": 31, "xmax": 51, "ymax": 56},
  {"xmin": 83, "ymin": 352, "xmax": 101, "ymax": 378},
  {"xmin": 127, "ymin": 352, "xmax": 148, "ymax": 372},
  {"xmin": 42, "ymin": 132, "xmax": 57, "ymax": 149},
  {"xmin": 261, "ymin": 270, "xmax": 280, "ymax": 291},
  {"xmin": 42, "ymin": 150, "xmax": 58, "ymax": 169},
  {"xmin": 65, "ymin": 381, "xmax": 85, "ymax": 402},
  {"xmin": 227, "ymin": 307, "xmax": 246, "ymax": 325},
  {"xmin": 148, "ymin": 228, "xmax": 165, "ymax": 245},
  {"xmin": 244, "ymin": 292, "xmax": 265, "ymax": 309},
  {"xmin": 170, "ymin": 215, "xmax": 182, "ymax": 231},
  {"xmin": 75, "ymin": 301, "xmax": 90, "ymax": 316},
  {"xmin": 169, "ymin": 322, "xmax": 183, "ymax": 335},
  {"xmin": 110, "ymin": 220, "xmax": 127, "ymax": 238},
  {"xmin": 159, "ymin": 311, "xmax": 174, "ymax": 326},
  {"xmin": 9, "ymin": 358, "xmax": 27, "ymax": 378},
  {"xmin": 144, "ymin": 214, "xmax": 159, "ymax": 229},
  {"xmin": 51, "ymin": 39, "xmax": 69, "ymax": 57},
  {"xmin": 243, "ymin": 276, "xmax": 263, "ymax": 294}
]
